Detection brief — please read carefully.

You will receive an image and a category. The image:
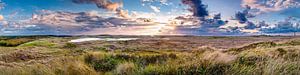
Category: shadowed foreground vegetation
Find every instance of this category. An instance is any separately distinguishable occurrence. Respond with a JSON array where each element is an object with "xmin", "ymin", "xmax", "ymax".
[{"xmin": 1, "ymin": 36, "xmax": 300, "ymax": 75}]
